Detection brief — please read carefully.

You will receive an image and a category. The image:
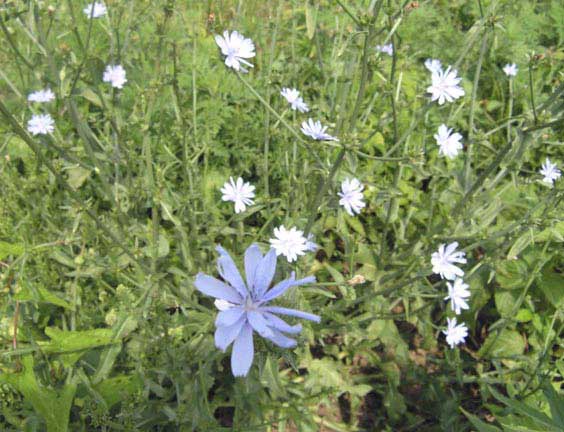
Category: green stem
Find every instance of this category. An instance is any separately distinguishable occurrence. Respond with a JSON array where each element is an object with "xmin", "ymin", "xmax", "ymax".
[
  {"xmin": 464, "ymin": 29, "xmax": 488, "ymax": 190},
  {"xmin": 528, "ymin": 62, "xmax": 538, "ymax": 124}
]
